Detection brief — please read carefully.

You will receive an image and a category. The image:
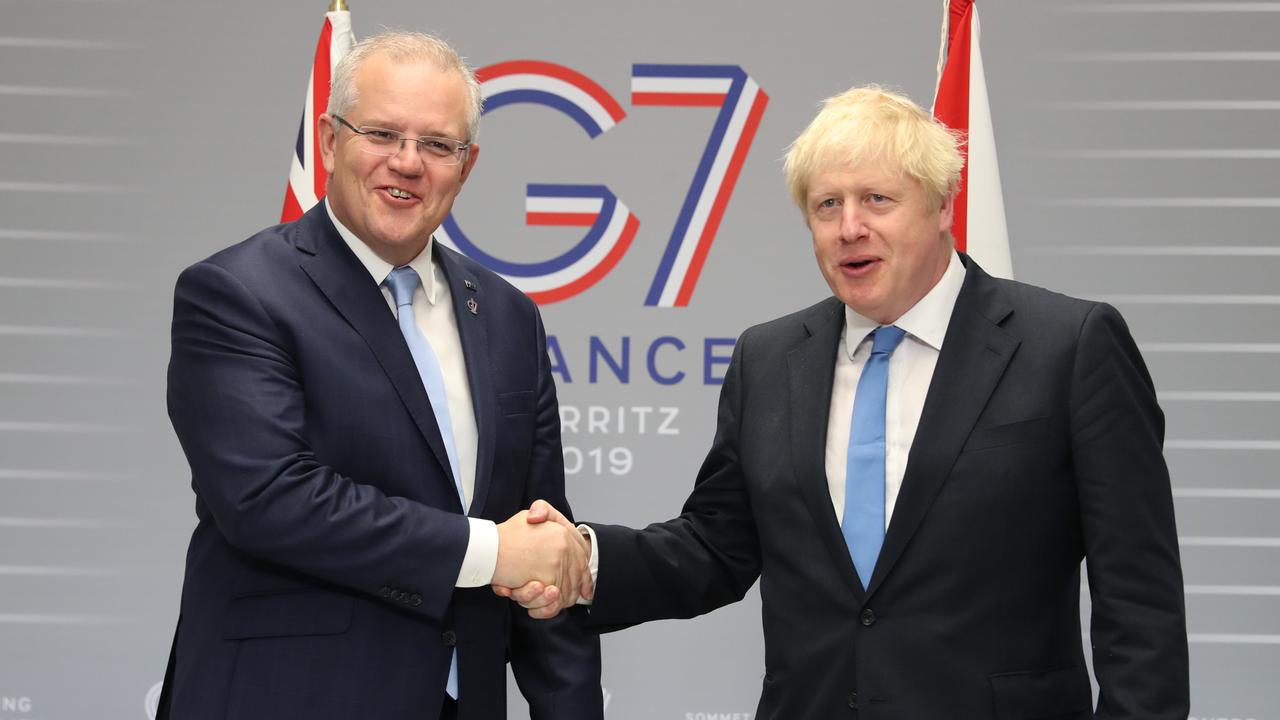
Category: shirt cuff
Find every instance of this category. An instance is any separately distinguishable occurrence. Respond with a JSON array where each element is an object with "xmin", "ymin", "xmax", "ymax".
[
  {"xmin": 456, "ymin": 518, "xmax": 498, "ymax": 587},
  {"xmin": 576, "ymin": 523, "xmax": 599, "ymax": 606}
]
